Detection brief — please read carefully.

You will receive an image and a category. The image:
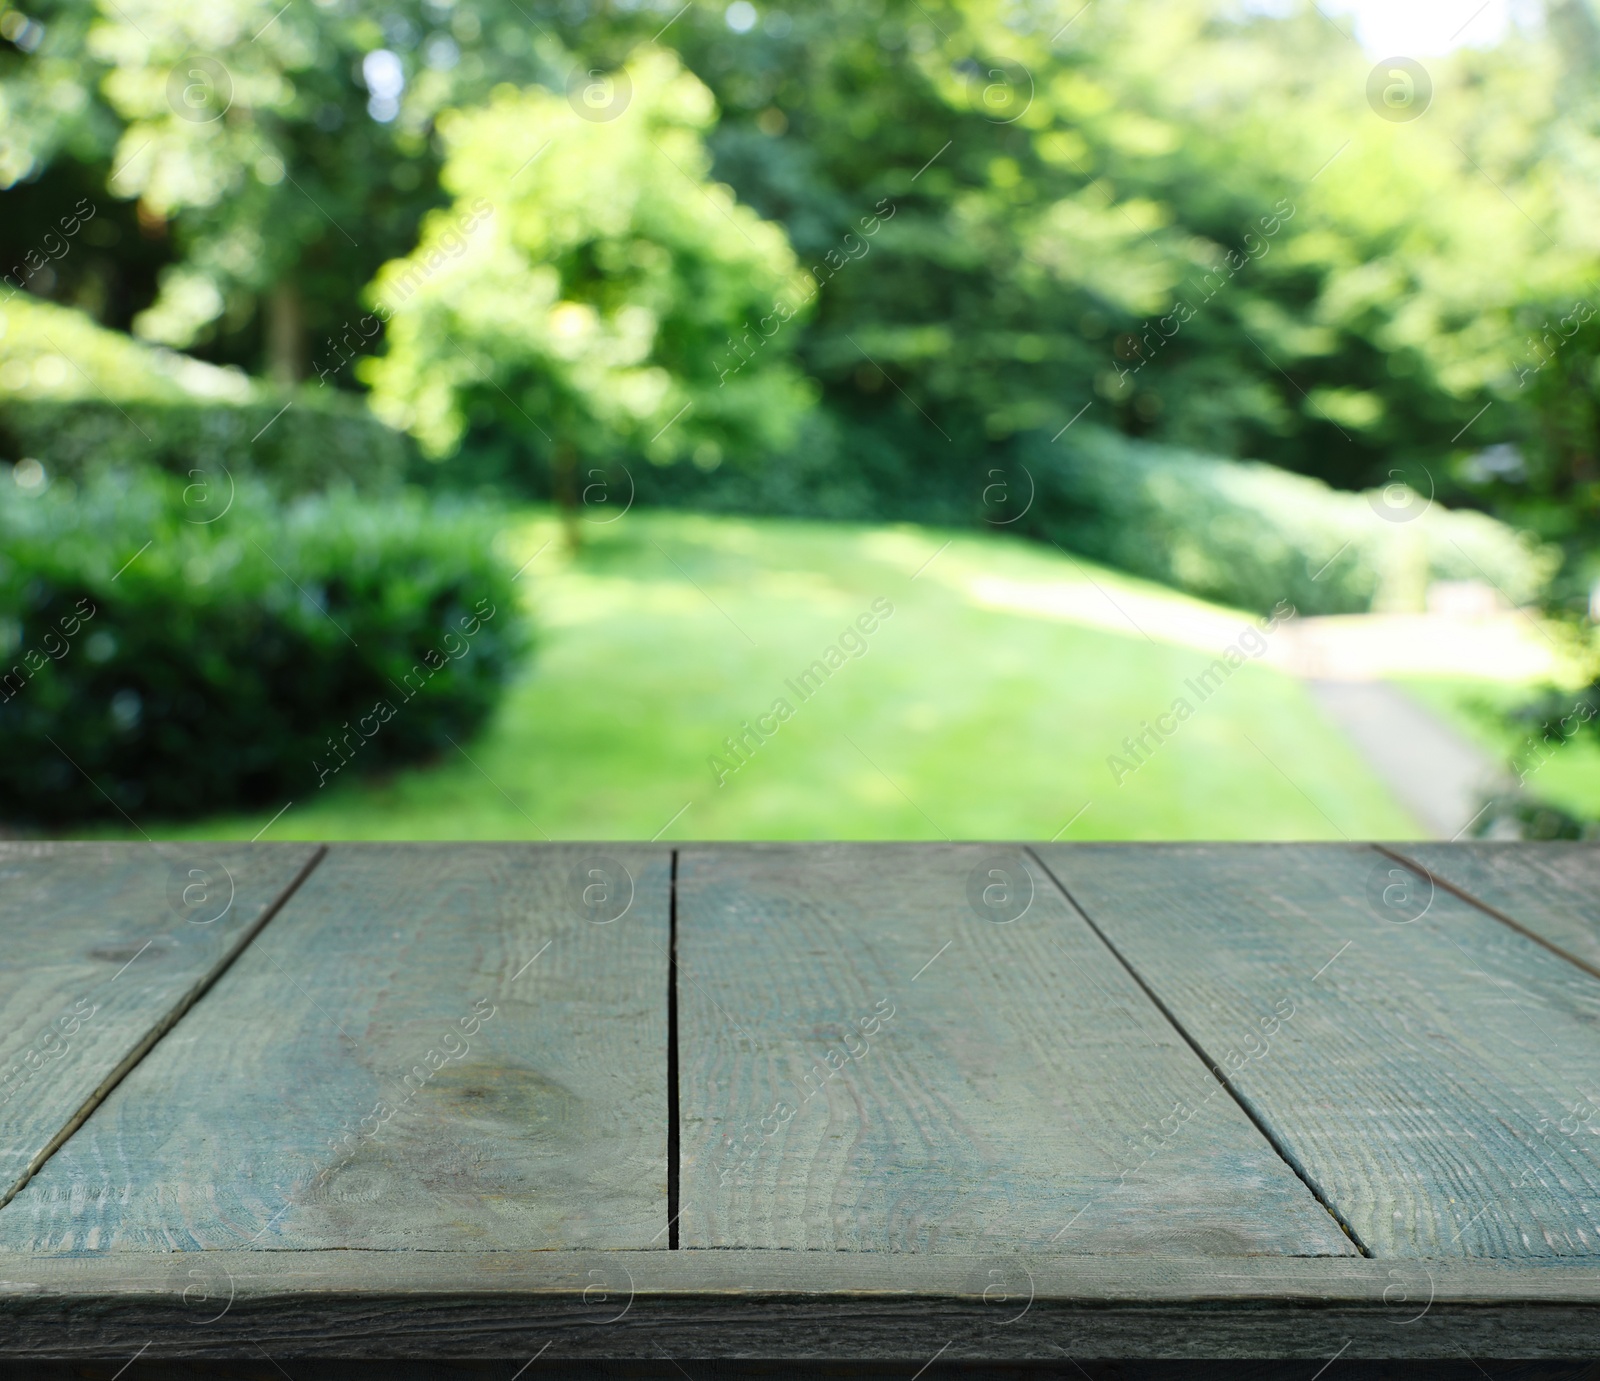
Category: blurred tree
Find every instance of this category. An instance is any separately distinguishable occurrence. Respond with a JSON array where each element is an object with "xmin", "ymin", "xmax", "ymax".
[
  {"xmin": 674, "ymin": 0, "xmax": 1588, "ymax": 500},
  {"xmin": 361, "ymin": 47, "xmax": 813, "ymax": 543},
  {"xmin": 3, "ymin": 0, "xmax": 1600, "ymax": 559},
  {"xmin": 0, "ymin": 0, "xmax": 592, "ymax": 379}
]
